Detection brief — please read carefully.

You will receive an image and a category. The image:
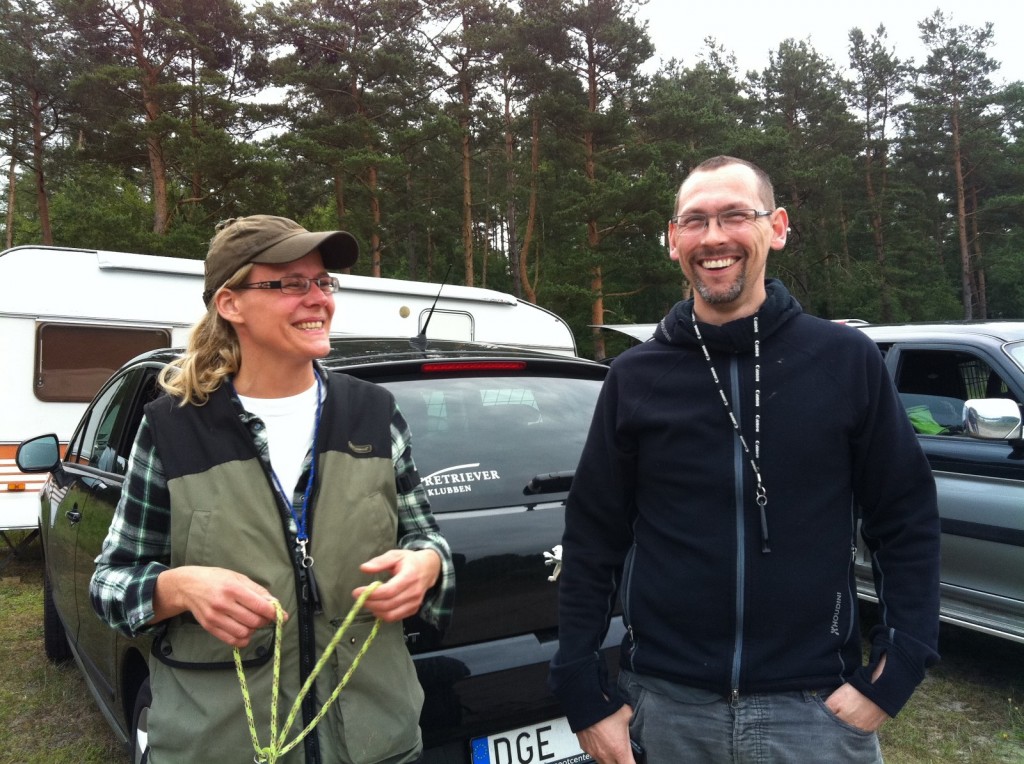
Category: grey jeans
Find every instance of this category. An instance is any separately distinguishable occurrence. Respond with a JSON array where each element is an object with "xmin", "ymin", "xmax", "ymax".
[{"xmin": 618, "ymin": 670, "xmax": 884, "ymax": 763}]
